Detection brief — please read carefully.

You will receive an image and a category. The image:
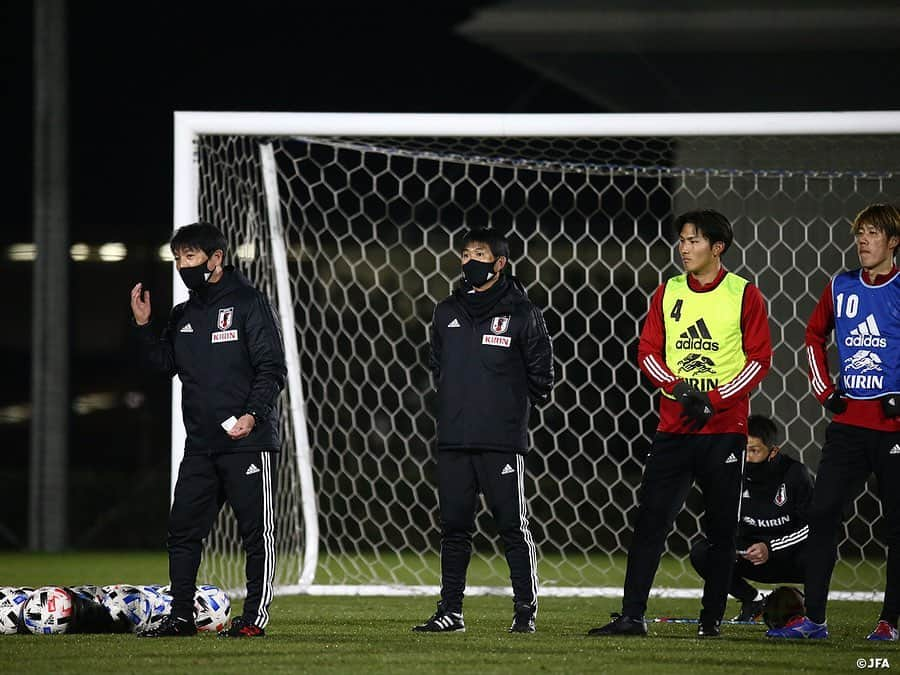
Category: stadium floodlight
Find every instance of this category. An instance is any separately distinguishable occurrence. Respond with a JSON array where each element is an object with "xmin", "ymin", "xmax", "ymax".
[{"xmin": 174, "ymin": 111, "xmax": 900, "ymax": 600}]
